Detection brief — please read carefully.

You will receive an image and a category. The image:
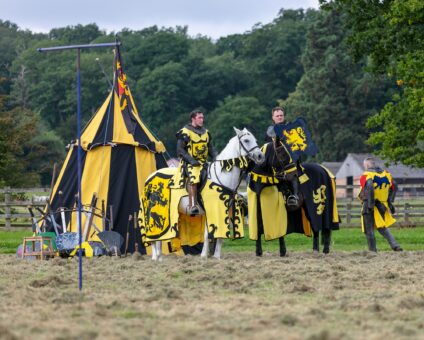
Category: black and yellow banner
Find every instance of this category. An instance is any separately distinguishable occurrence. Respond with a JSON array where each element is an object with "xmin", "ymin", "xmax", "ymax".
[
  {"xmin": 114, "ymin": 46, "xmax": 138, "ymax": 135},
  {"xmin": 274, "ymin": 117, "xmax": 318, "ymax": 161}
]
